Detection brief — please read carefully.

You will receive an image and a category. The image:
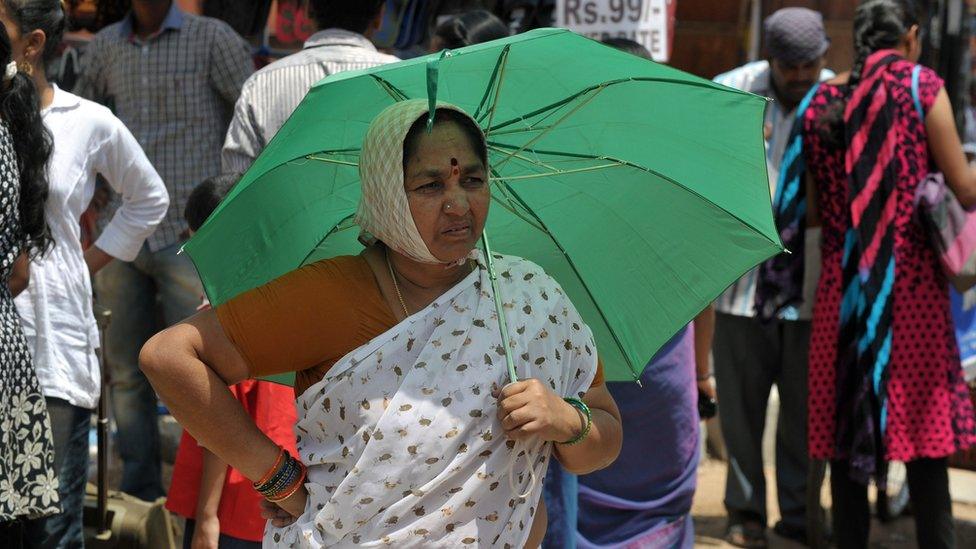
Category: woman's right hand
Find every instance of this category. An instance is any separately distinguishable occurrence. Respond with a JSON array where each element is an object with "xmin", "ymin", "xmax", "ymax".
[{"xmin": 259, "ymin": 484, "xmax": 308, "ymax": 528}]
